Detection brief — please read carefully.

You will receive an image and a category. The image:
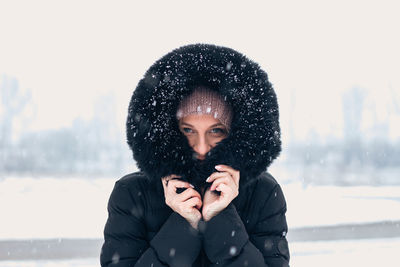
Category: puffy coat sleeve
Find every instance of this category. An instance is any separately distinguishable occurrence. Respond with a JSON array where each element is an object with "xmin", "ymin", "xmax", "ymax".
[
  {"xmin": 100, "ymin": 179, "xmax": 202, "ymax": 267},
  {"xmin": 202, "ymin": 181, "xmax": 290, "ymax": 267}
]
